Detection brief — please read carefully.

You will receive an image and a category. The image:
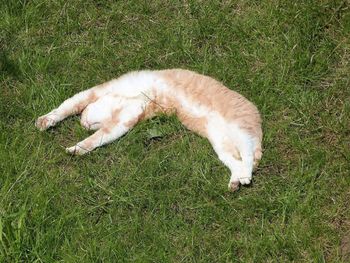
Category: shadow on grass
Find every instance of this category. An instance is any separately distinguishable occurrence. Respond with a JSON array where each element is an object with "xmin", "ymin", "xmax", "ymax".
[{"xmin": 0, "ymin": 50, "xmax": 22, "ymax": 80}]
